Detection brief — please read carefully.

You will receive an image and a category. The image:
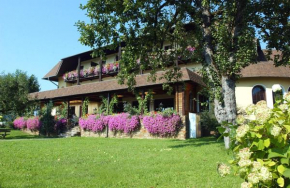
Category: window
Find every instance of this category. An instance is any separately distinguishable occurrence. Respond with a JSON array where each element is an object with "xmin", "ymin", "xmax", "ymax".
[
  {"xmin": 91, "ymin": 62, "xmax": 97, "ymax": 67},
  {"xmin": 198, "ymin": 95, "xmax": 209, "ymax": 112},
  {"xmin": 154, "ymin": 98, "xmax": 174, "ymax": 111},
  {"xmin": 68, "ymin": 106, "xmax": 76, "ymax": 118},
  {"xmin": 132, "ymin": 101, "xmax": 150, "ymax": 112},
  {"xmin": 114, "ymin": 102, "xmax": 124, "ymax": 113},
  {"xmin": 252, "ymin": 85, "xmax": 266, "ymax": 104},
  {"xmin": 272, "ymin": 84, "xmax": 283, "ymax": 104},
  {"xmin": 288, "ymin": 87, "xmax": 290, "ymax": 92},
  {"xmin": 189, "ymin": 92, "xmax": 194, "ymax": 112},
  {"xmin": 164, "ymin": 45, "xmax": 172, "ymax": 50}
]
